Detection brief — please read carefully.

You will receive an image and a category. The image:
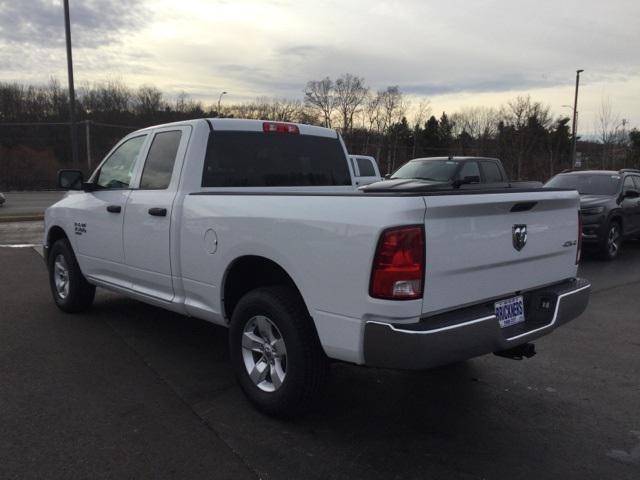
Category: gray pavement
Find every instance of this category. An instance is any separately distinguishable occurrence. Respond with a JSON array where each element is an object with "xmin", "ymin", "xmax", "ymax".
[
  {"xmin": 0, "ymin": 220, "xmax": 43, "ymax": 245},
  {"xmin": 0, "ymin": 191, "xmax": 64, "ymax": 217},
  {"xmin": 1, "ymin": 245, "xmax": 639, "ymax": 479}
]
